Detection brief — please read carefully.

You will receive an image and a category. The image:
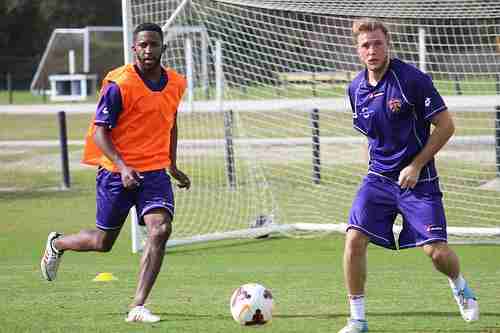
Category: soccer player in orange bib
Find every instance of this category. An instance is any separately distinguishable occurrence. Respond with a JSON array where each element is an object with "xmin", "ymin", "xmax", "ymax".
[{"xmin": 40, "ymin": 22, "xmax": 190, "ymax": 323}]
